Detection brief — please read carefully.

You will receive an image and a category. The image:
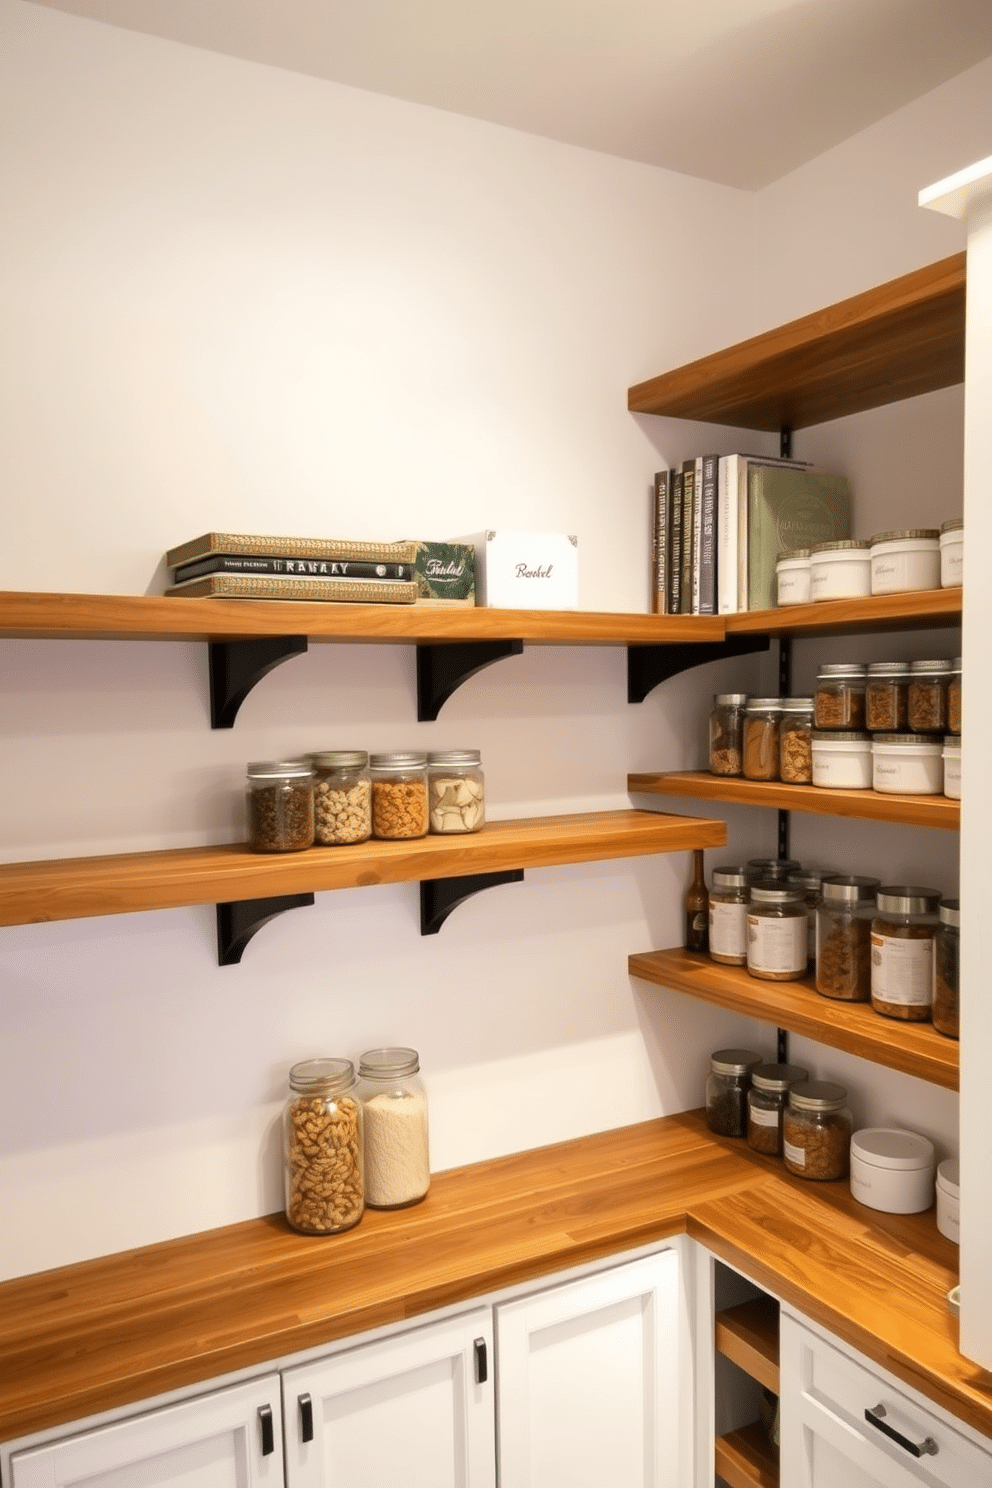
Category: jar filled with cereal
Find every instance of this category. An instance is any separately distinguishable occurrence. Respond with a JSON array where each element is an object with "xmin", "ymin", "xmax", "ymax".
[
  {"xmin": 709, "ymin": 694, "xmax": 747, "ymax": 777},
  {"xmin": 246, "ymin": 760, "xmax": 314, "ymax": 853},
  {"xmin": 427, "ymin": 750, "xmax": 485, "ymax": 833},
  {"xmin": 814, "ymin": 663, "xmax": 867, "ymax": 731},
  {"xmin": 742, "ymin": 698, "xmax": 782, "ymax": 781},
  {"xmin": 779, "ymin": 697, "xmax": 815, "ymax": 783},
  {"xmin": 283, "ymin": 1058, "xmax": 364, "ymax": 1235},
  {"xmin": 369, "ymin": 752, "xmax": 429, "ymax": 839},
  {"xmin": 907, "ymin": 659, "xmax": 952, "ymax": 734},
  {"xmin": 309, "ymin": 751, "xmax": 371, "ymax": 845},
  {"xmin": 783, "ymin": 1081, "xmax": 852, "ymax": 1181}
]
